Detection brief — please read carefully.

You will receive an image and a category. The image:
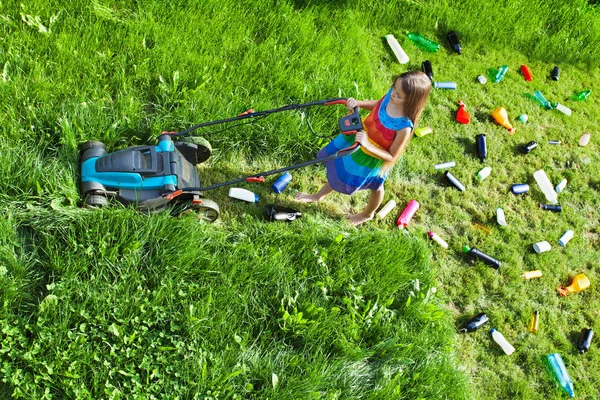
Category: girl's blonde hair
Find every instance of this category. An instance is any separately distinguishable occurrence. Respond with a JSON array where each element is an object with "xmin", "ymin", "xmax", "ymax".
[{"xmin": 380, "ymin": 71, "xmax": 431, "ymax": 175}]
